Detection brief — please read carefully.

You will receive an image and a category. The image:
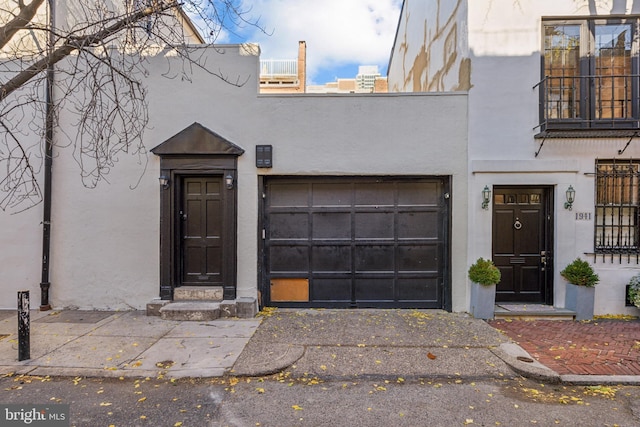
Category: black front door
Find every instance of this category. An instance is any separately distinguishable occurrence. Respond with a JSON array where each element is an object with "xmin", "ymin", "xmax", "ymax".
[
  {"xmin": 492, "ymin": 187, "xmax": 553, "ymax": 303},
  {"xmin": 180, "ymin": 176, "xmax": 224, "ymax": 286}
]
